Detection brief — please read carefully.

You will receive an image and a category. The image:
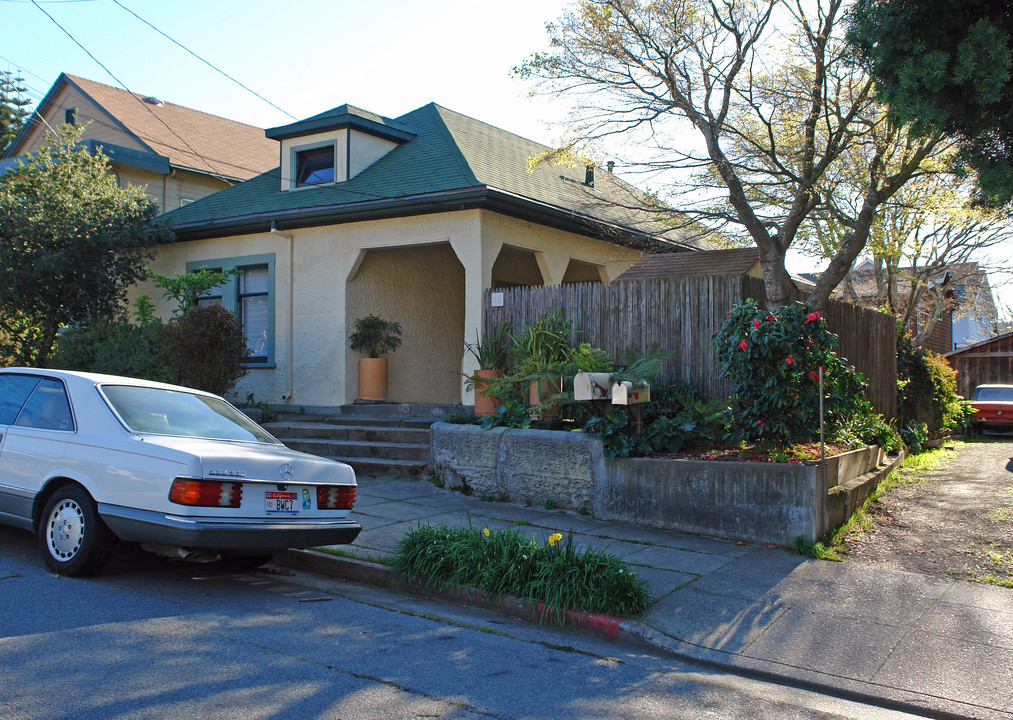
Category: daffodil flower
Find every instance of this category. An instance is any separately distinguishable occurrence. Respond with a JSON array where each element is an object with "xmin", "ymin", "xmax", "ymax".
[
  {"xmin": 483, "ymin": 527, "xmax": 490, "ymax": 537},
  {"xmin": 548, "ymin": 532, "xmax": 563, "ymax": 546}
]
